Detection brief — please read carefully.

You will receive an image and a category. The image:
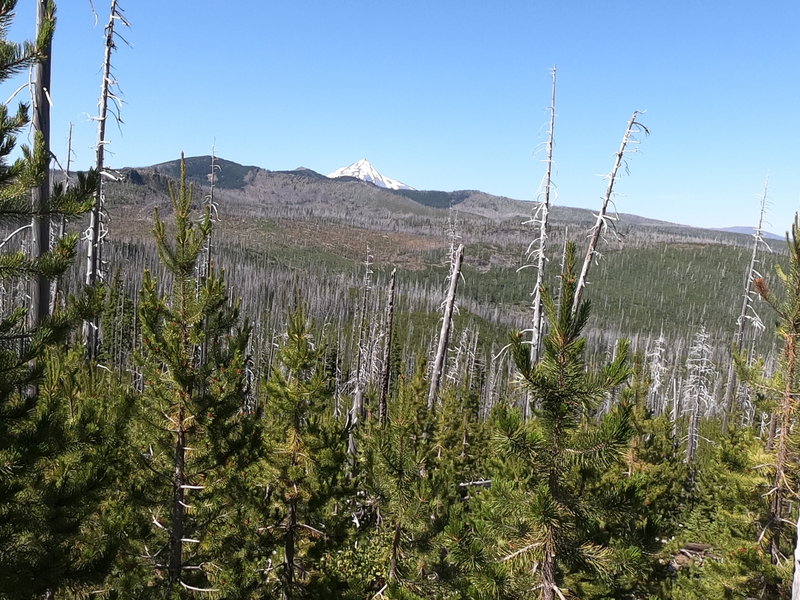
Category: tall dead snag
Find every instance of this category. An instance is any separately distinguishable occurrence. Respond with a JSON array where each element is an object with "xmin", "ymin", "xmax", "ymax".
[
  {"xmin": 752, "ymin": 217, "xmax": 800, "ymax": 565},
  {"xmin": 347, "ymin": 248, "xmax": 372, "ymax": 458},
  {"xmin": 30, "ymin": 0, "xmax": 55, "ymax": 328},
  {"xmin": 721, "ymin": 182, "xmax": 769, "ymax": 433},
  {"xmin": 525, "ymin": 65, "xmax": 557, "ymax": 366},
  {"xmin": 85, "ymin": 0, "xmax": 129, "ymax": 358},
  {"xmin": 379, "ymin": 268, "xmax": 396, "ymax": 426},
  {"xmin": 198, "ymin": 149, "xmax": 219, "ymax": 368},
  {"xmin": 683, "ymin": 327, "xmax": 715, "ymax": 468},
  {"xmin": 572, "ymin": 111, "xmax": 648, "ymax": 315},
  {"xmin": 202, "ymin": 150, "xmax": 218, "ymax": 280},
  {"xmin": 428, "ymin": 243, "xmax": 464, "ymax": 409}
]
